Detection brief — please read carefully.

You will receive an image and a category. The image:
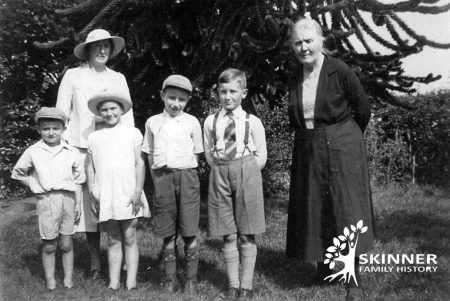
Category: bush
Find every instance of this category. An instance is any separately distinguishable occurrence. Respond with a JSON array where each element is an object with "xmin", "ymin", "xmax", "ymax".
[{"xmin": 366, "ymin": 90, "xmax": 450, "ymax": 186}]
